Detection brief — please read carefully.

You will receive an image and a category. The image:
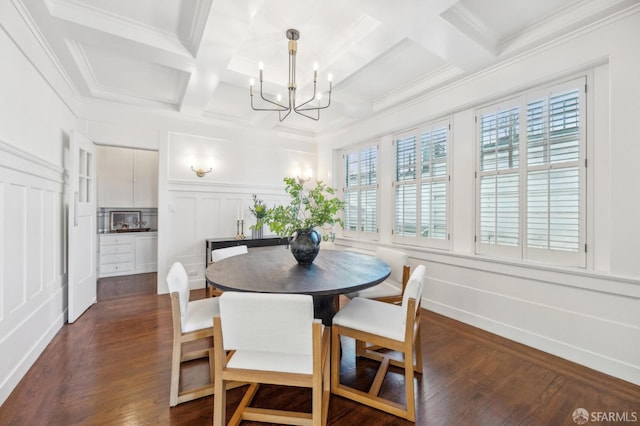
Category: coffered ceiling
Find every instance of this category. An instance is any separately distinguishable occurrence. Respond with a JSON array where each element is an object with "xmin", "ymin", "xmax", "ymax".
[{"xmin": 17, "ymin": 0, "xmax": 635, "ymax": 136}]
